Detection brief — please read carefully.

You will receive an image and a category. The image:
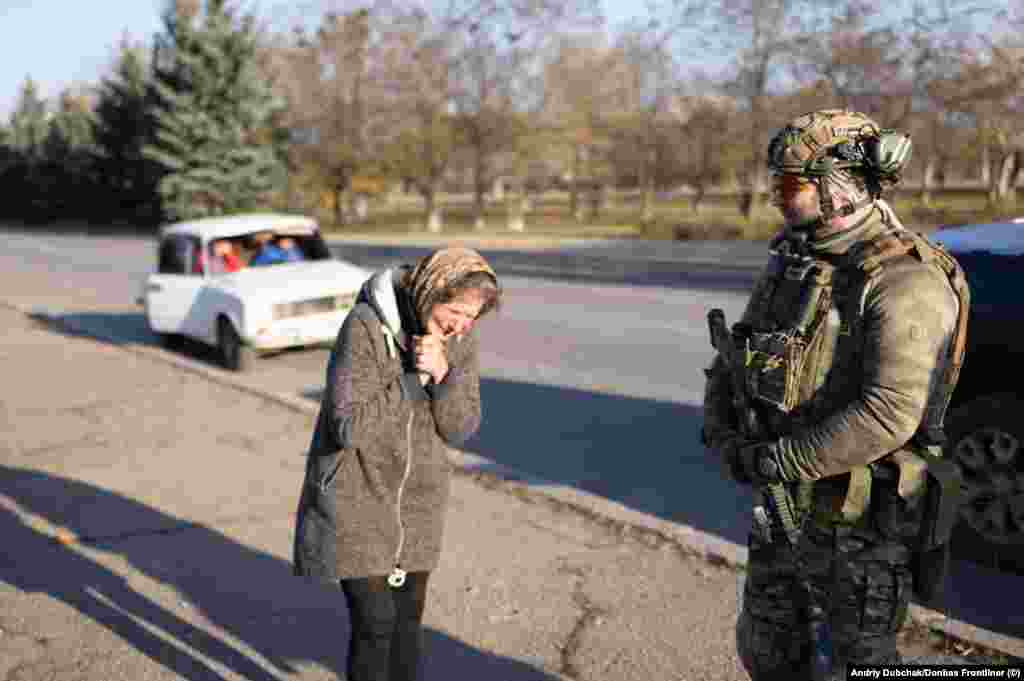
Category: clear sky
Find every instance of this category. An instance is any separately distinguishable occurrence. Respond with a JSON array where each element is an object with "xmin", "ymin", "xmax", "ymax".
[{"xmin": 0, "ymin": 0, "xmax": 649, "ymax": 121}]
